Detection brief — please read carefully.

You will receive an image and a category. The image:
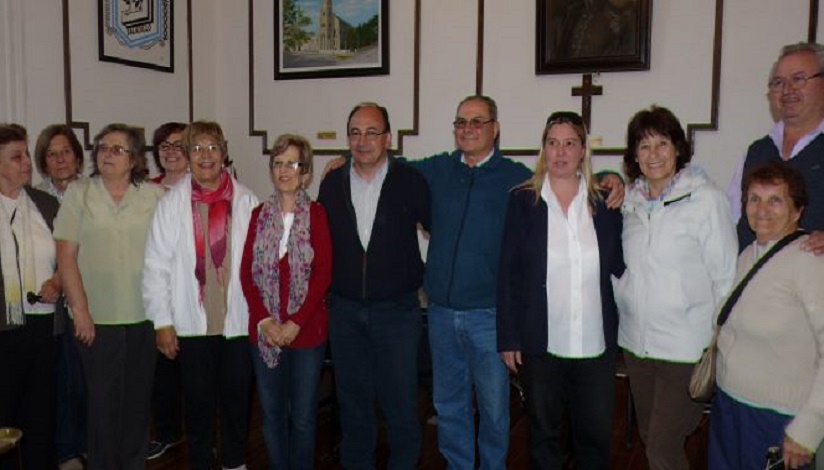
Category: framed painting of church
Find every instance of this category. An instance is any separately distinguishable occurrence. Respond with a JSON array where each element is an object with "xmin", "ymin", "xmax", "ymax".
[
  {"xmin": 274, "ymin": 0, "xmax": 390, "ymax": 80},
  {"xmin": 98, "ymin": 0, "xmax": 174, "ymax": 72},
  {"xmin": 536, "ymin": 0, "xmax": 651, "ymax": 75}
]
